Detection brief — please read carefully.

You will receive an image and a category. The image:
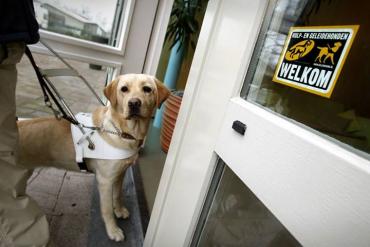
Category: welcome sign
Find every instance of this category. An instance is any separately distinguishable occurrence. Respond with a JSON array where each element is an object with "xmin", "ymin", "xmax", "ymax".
[{"xmin": 273, "ymin": 26, "xmax": 358, "ymax": 98}]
